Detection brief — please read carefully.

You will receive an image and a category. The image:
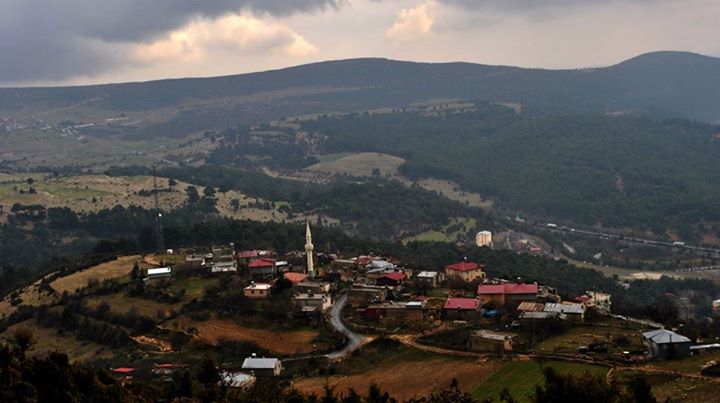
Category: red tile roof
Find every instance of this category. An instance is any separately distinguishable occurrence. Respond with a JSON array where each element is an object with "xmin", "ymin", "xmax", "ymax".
[
  {"xmin": 237, "ymin": 251, "xmax": 259, "ymax": 258},
  {"xmin": 477, "ymin": 283, "xmax": 539, "ymax": 295},
  {"xmin": 112, "ymin": 367, "xmax": 135, "ymax": 373},
  {"xmin": 443, "ymin": 298, "xmax": 480, "ymax": 310},
  {"xmin": 379, "ymin": 272, "xmax": 405, "ymax": 281},
  {"xmin": 445, "ymin": 261, "xmax": 483, "ymax": 272},
  {"xmin": 284, "ymin": 272, "xmax": 309, "ymax": 283},
  {"xmin": 249, "ymin": 258, "xmax": 276, "ymax": 268}
]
